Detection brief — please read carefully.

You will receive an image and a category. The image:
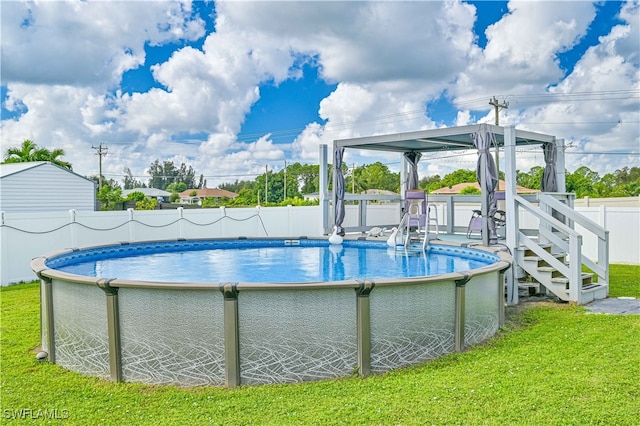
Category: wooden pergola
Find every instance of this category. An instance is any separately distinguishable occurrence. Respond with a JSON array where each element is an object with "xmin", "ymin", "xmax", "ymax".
[
  {"xmin": 318, "ymin": 124, "xmax": 566, "ymax": 304},
  {"xmin": 321, "ymin": 124, "xmax": 563, "ymax": 238}
]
